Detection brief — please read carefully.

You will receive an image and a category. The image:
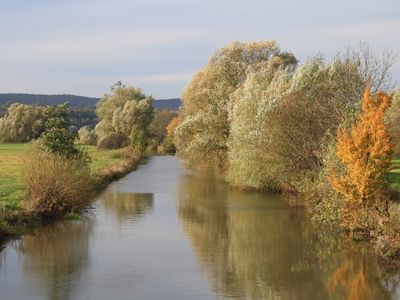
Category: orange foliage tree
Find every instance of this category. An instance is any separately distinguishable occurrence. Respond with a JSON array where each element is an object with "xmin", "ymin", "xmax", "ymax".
[
  {"xmin": 329, "ymin": 86, "xmax": 393, "ymax": 227},
  {"xmin": 166, "ymin": 116, "xmax": 181, "ymax": 138}
]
